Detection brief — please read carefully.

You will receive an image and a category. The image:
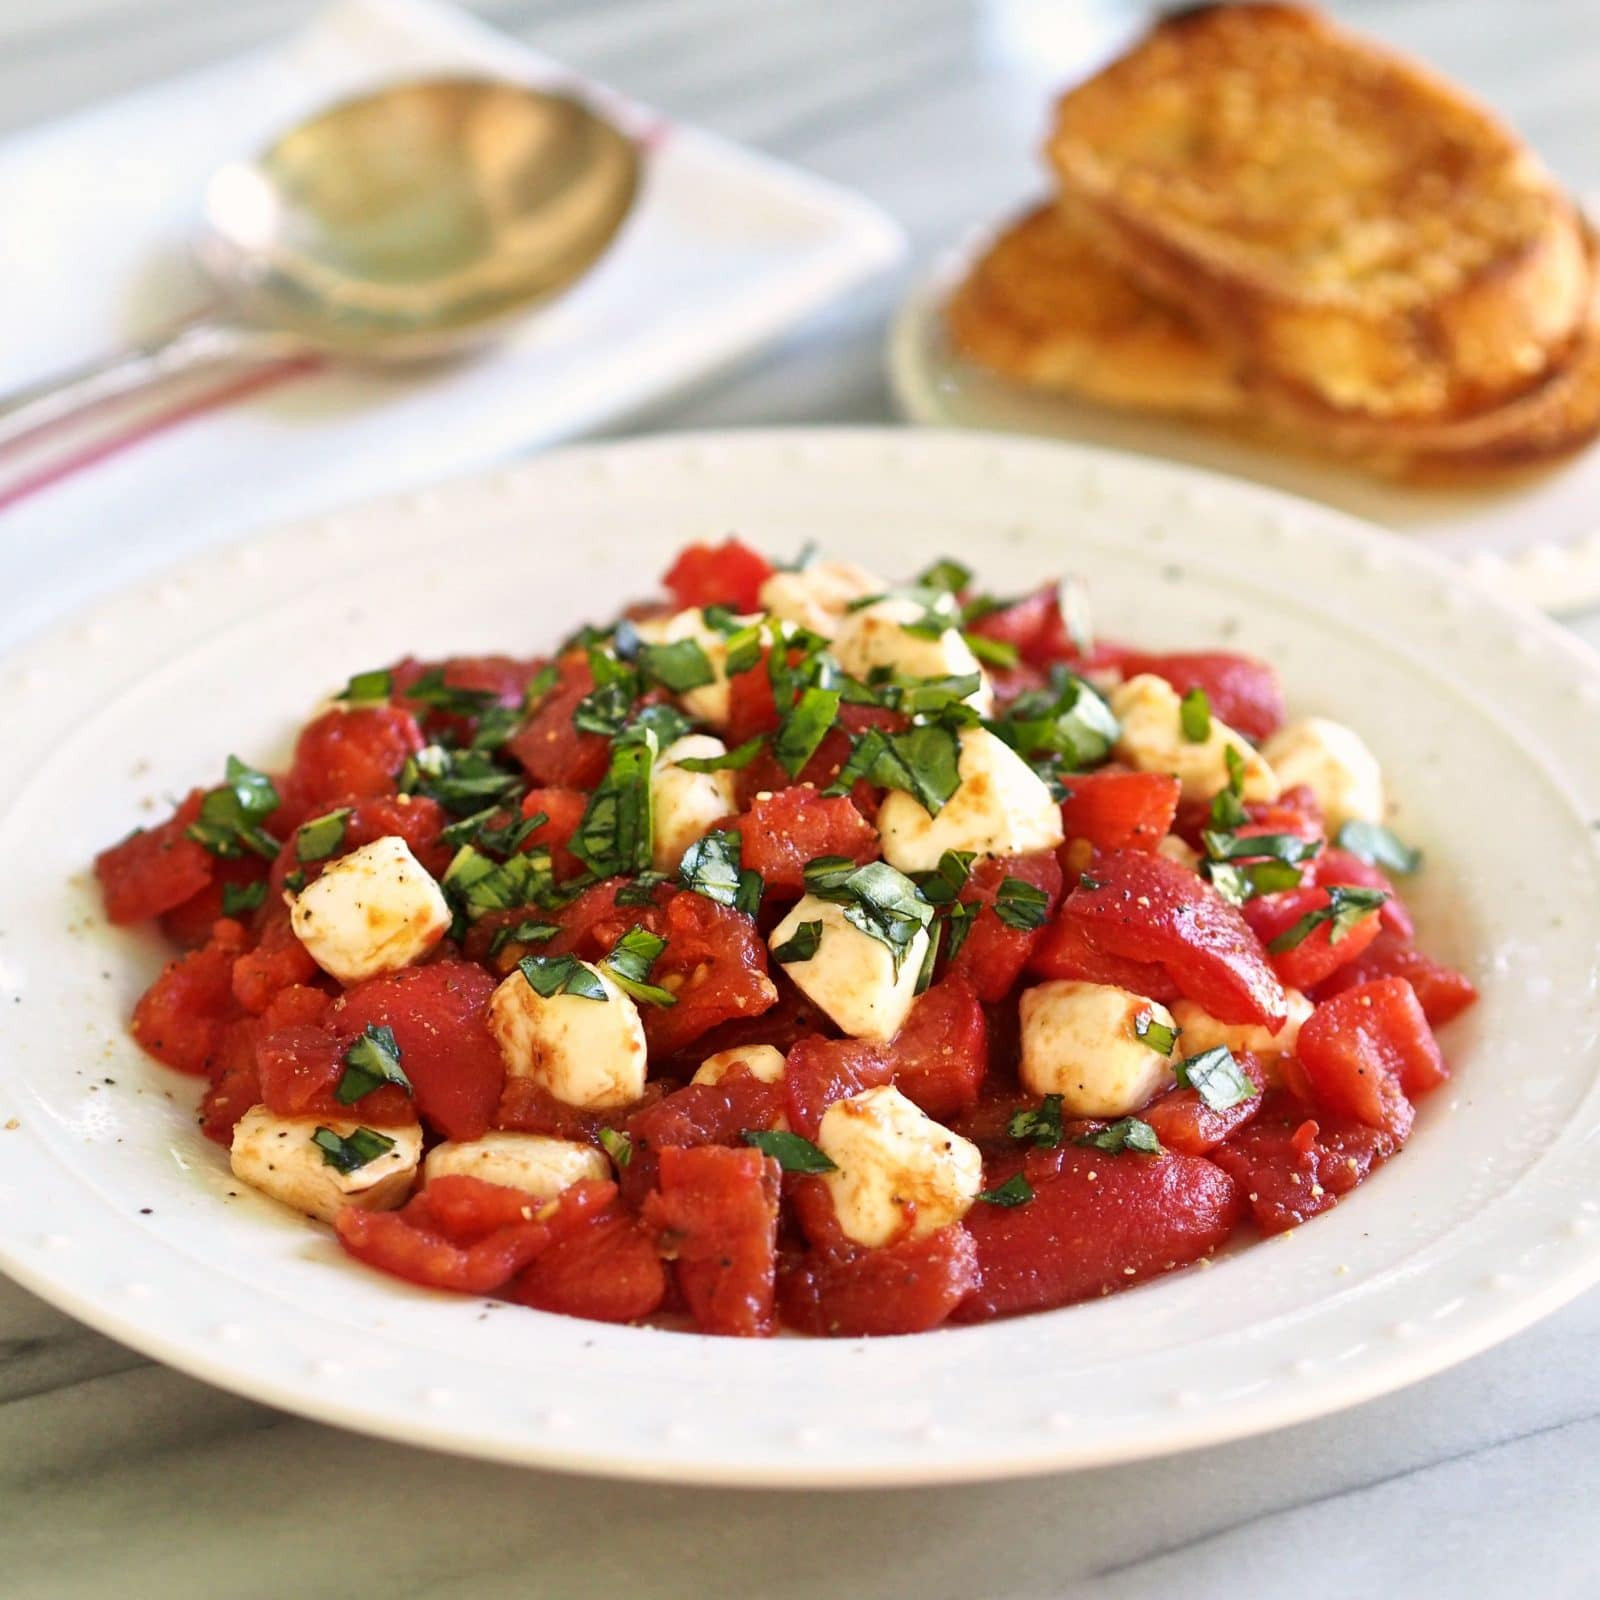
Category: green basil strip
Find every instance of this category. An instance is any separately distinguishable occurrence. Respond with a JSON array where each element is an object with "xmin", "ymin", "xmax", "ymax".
[
  {"xmin": 771, "ymin": 919, "xmax": 824, "ymax": 963},
  {"xmin": 295, "ymin": 807, "xmax": 352, "ymax": 863},
  {"xmin": 976, "ymin": 1172, "xmax": 1034, "ymax": 1207},
  {"xmin": 1174, "ymin": 1046, "xmax": 1258, "ymax": 1112},
  {"xmin": 601, "ymin": 925, "xmax": 678, "ymax": 1007},
  {"xmin": 335, "ymin": 1024, "xmax": 412, "ymax": 1105},
  {"xmin": 1336, "ymin": 819, "xmax": 1422, "ymax": 876},
  {"xmin": 517, "ymin": 953, "xmax": 609, "ymax": 1001},
  {"xmin": 1077, "ymin": 1117, "xmax": 1163, "ymax": 1155},
  {"xmin": 312, "ymin": 1125, "xmax": 397, "ymax": 1174},
  {"xmin": 742, "ymin": 1128, "xmax": 837, "ymax": 1174},
  {"xmin": 1007, "ymin": 1095, "xmax": 1064, "ymax": 1148}
]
